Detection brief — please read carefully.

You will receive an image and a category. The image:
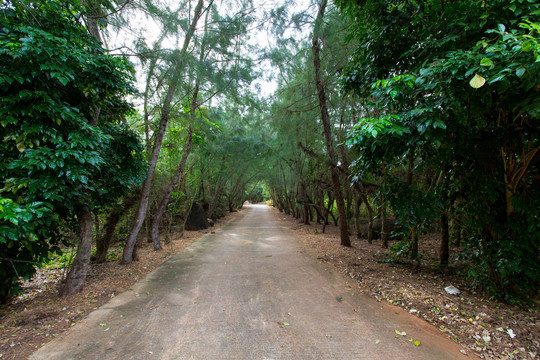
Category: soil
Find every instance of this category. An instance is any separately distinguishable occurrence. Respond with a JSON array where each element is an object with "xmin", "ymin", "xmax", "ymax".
[
  {"xmin": 273, "ymin": 209, "xmax": 539, "ymax": 360},
  {"xmin": 0, "ymin": 210, "xmax": 240, "ymax": 360}
]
